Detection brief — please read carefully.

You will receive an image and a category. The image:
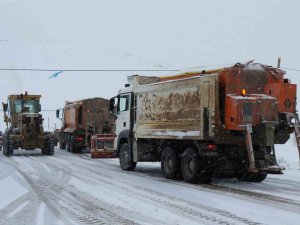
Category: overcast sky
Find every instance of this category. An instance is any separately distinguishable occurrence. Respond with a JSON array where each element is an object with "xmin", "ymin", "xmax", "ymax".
[{"xmin": 0, "ymin": 0, "xmax": 300, "ymax": 131}]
